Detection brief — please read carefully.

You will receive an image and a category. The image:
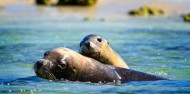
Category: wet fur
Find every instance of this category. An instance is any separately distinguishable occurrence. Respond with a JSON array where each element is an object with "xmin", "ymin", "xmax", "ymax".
[
  {"xmin": 34, "ymin": 47, "xmax": 167, "ymax": 83},
  {"xmin": 80, "ymin": 34, "xmax": 129, "ymax": 69}
]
